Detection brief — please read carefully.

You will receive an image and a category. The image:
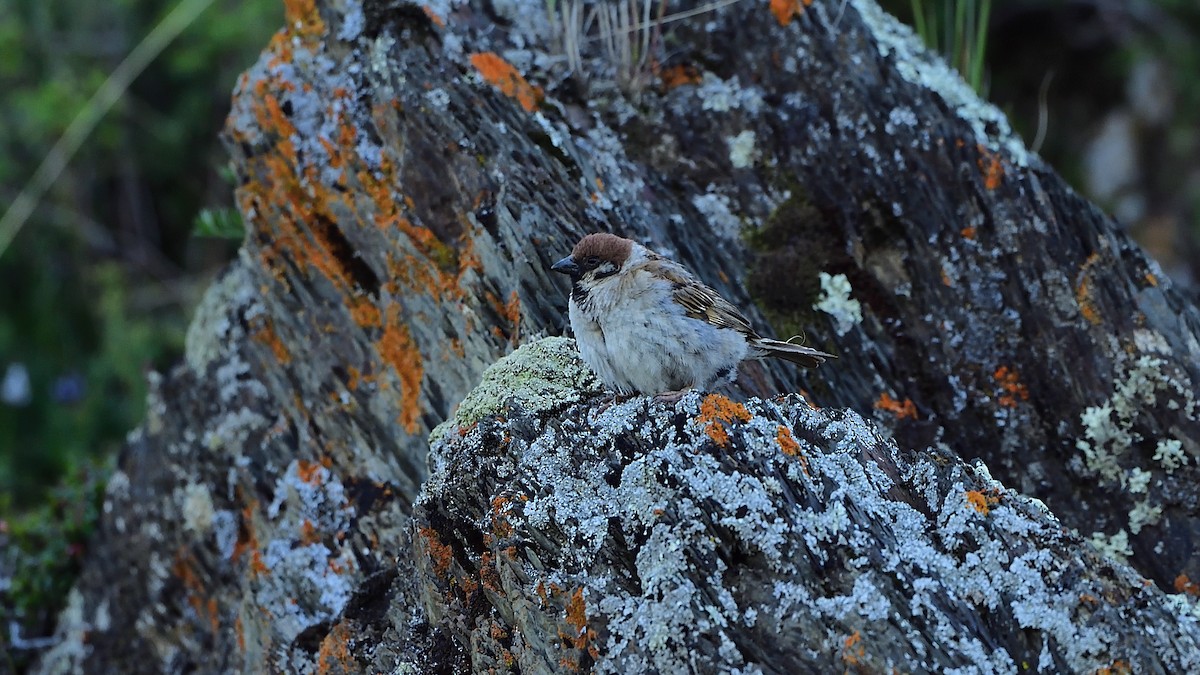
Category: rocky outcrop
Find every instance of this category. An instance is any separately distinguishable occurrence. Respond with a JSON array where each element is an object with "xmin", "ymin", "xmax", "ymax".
[
  {"xmin": 33, "ymin": 0, "xmax": 1200, "ymax": 671},
  {"xmin": 406, "ymin": 338, "xmax": 1200, "ymax": 674}
]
